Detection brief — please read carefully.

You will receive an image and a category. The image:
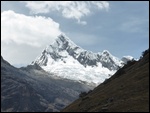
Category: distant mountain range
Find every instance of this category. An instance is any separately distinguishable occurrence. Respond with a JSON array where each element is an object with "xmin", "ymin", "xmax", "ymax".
[{"xmin": 32, "ymin": 34, "xmax": 133, "ymax": 85}]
